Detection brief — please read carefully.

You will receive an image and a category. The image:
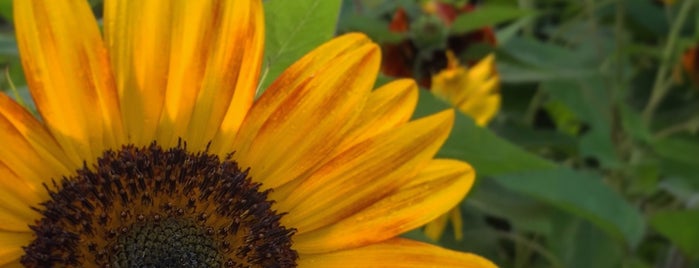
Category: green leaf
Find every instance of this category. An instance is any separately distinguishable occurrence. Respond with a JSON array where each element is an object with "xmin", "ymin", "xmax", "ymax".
[
  {"xmin": 550, "ymin": 214, "xmax": 623, "ymax": 268},
  {"xmin": 414, "ymin": 90, "xmax": 554, "ymax": 174},
  {"xmin": 337, "ymin": 13, "xmax": 404, "ymax": 44},
  {"xmin": 0, "ymin": 0, "xmax": 12, "ymax": 22},
  {"xmin": 497, "ymin": 62, "xmax": 598, "ymax": 83},
  {"xmin": 495, "ymin": 168, "xmax": 644, "ymax": 248},
  {"xmin": 259, "ymin": 0, "xmax": 342, "ymax": 94},
  {"xmin": 620, "ymin": 103, "xmax": 652, "ymax": 143},
  {"xmin": 415, "ymin": 90, "xmax": 645, "ymax": 247},
  {"xmin": 497, "ymin": 37, "xmax": 602, "ymax": 83},
  {"xmin": 653, "ymin": 137, "xmax": 699, "ymax": 166},
  {"xmin": 450, "ymin": 5, "xmax": 533, "ymax": 35},
  {"xmin": 542, "ymin": 78, "xmax": 620, "ymax": 168},
  {"xmin": 652, "ymin": 137, "xmax": 699, "ymax": 187},
  {"xmin": 467, "ymin": 178, "xmax": 555, "ymax": 234},
  {"xmin": 650, "ymin": 210, "xmax": 699, "ymax": 258},
  {"xmin": 0, "ymin": 33, "xmax": 17, "ymax": 56}
]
